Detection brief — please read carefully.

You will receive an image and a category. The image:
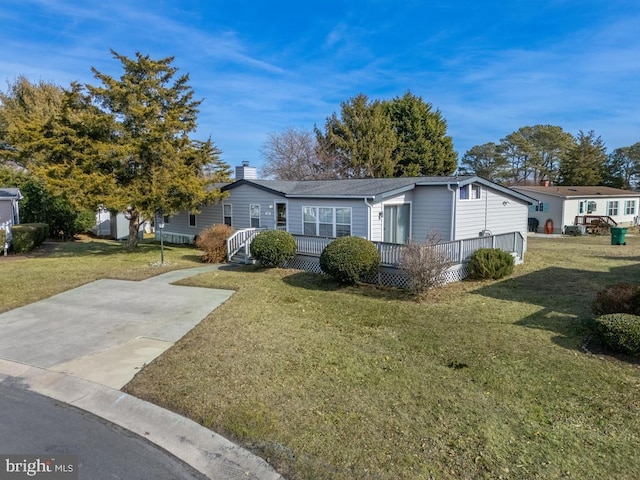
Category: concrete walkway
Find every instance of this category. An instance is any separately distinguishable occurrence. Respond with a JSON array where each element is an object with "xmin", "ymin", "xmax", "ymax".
[{"xmin": 0, "ymin": 265, "xmax": 284, "ymax": 480}]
